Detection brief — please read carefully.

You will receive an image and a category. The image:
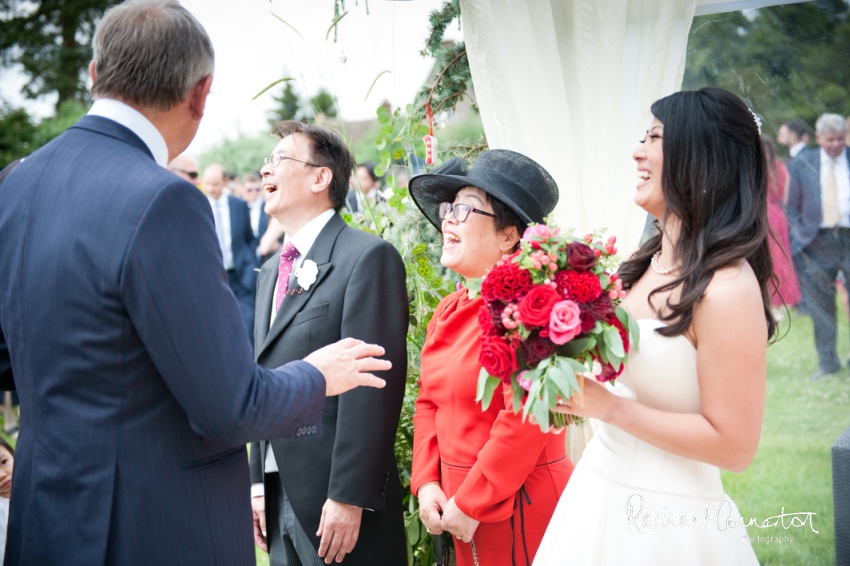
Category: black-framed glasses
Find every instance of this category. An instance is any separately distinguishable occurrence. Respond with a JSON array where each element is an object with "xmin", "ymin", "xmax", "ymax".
[
  {"xmin": 263, "ymin": 152, "xmax": 322, "ymax": 169},
  {"xmin": 170, "ymin": 168, "xmax": 198, "ymax": 180},
  {"xmin": 439, "ymin": 202, "xmax": 497, "ymax": 223}
]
